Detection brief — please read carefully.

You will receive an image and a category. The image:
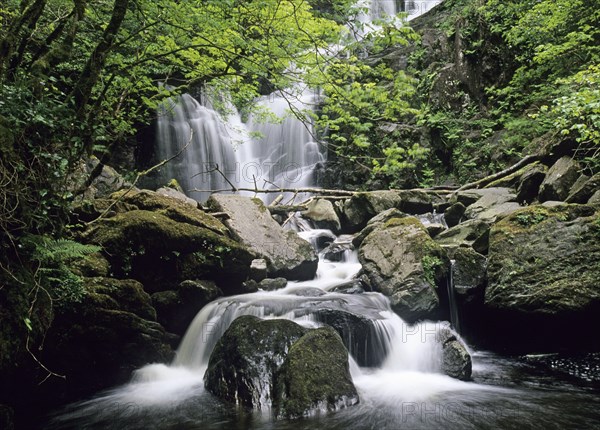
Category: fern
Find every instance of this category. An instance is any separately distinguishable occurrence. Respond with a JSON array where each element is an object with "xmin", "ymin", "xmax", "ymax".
[
  {"xmin": 22, "ymin": 235, "xmax": 102, "ymax": 306},
  {"xmin": 24, "ymin": 236, "xmax": 101, "ymax": 265}
]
